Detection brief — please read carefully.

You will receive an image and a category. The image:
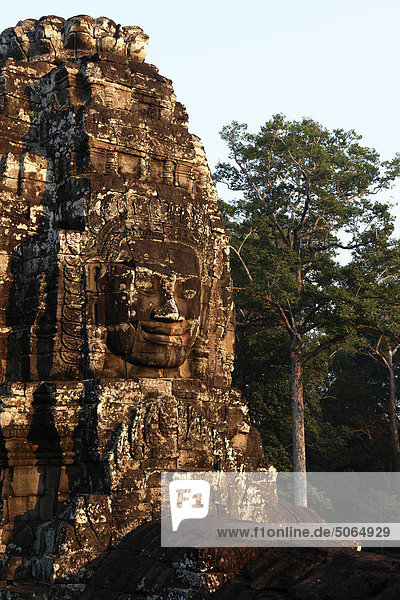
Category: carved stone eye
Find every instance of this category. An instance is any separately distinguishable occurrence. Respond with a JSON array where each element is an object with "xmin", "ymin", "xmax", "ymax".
[
  {"xmin": 135, "ymin": 271, "xmax": 159, "ymax": 295},
  {"xmin": 176, "ymin": 278, "xmax": 200, "ymax": 301}
]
